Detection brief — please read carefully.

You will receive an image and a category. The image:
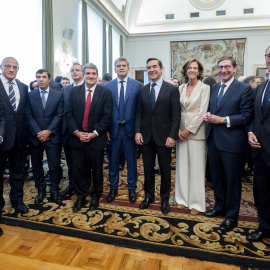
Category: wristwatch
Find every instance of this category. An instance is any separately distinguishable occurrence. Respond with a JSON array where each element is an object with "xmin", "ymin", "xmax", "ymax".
[{"xmin": 223, "ymin": 117, "xmax": 227, "ymax": 124}]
